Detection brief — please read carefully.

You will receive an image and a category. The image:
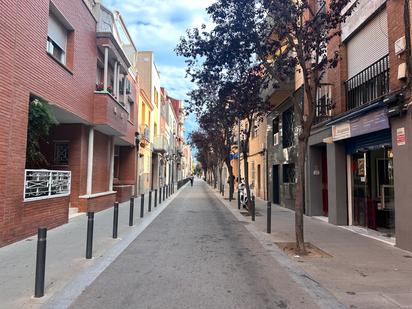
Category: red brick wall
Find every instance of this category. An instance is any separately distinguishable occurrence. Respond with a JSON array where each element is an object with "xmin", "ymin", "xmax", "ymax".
[{"xmin": 0, "ymin": 0, "xmax": 96, "ymax": 246}]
